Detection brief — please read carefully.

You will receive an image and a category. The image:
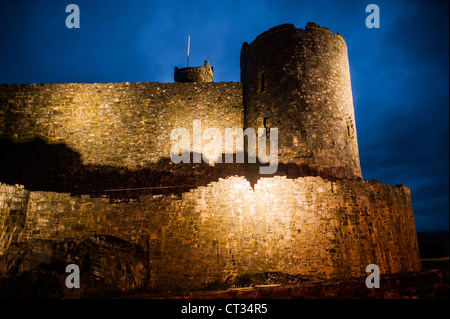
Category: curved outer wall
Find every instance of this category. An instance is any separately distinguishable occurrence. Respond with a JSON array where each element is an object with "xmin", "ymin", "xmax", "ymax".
[
  {"xmin": 241, "ymin": 24, "xmax": 362, "ymax": 180},
  {"xmin": 1, "ymin": 177, "xmax": 422, "ymax": 292}
]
